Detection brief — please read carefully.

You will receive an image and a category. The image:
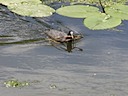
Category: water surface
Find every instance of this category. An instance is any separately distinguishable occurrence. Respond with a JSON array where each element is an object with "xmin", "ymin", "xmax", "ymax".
[{"xmin": 0, "ymin": 4, "xmax": 128, "ymax": 96}]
